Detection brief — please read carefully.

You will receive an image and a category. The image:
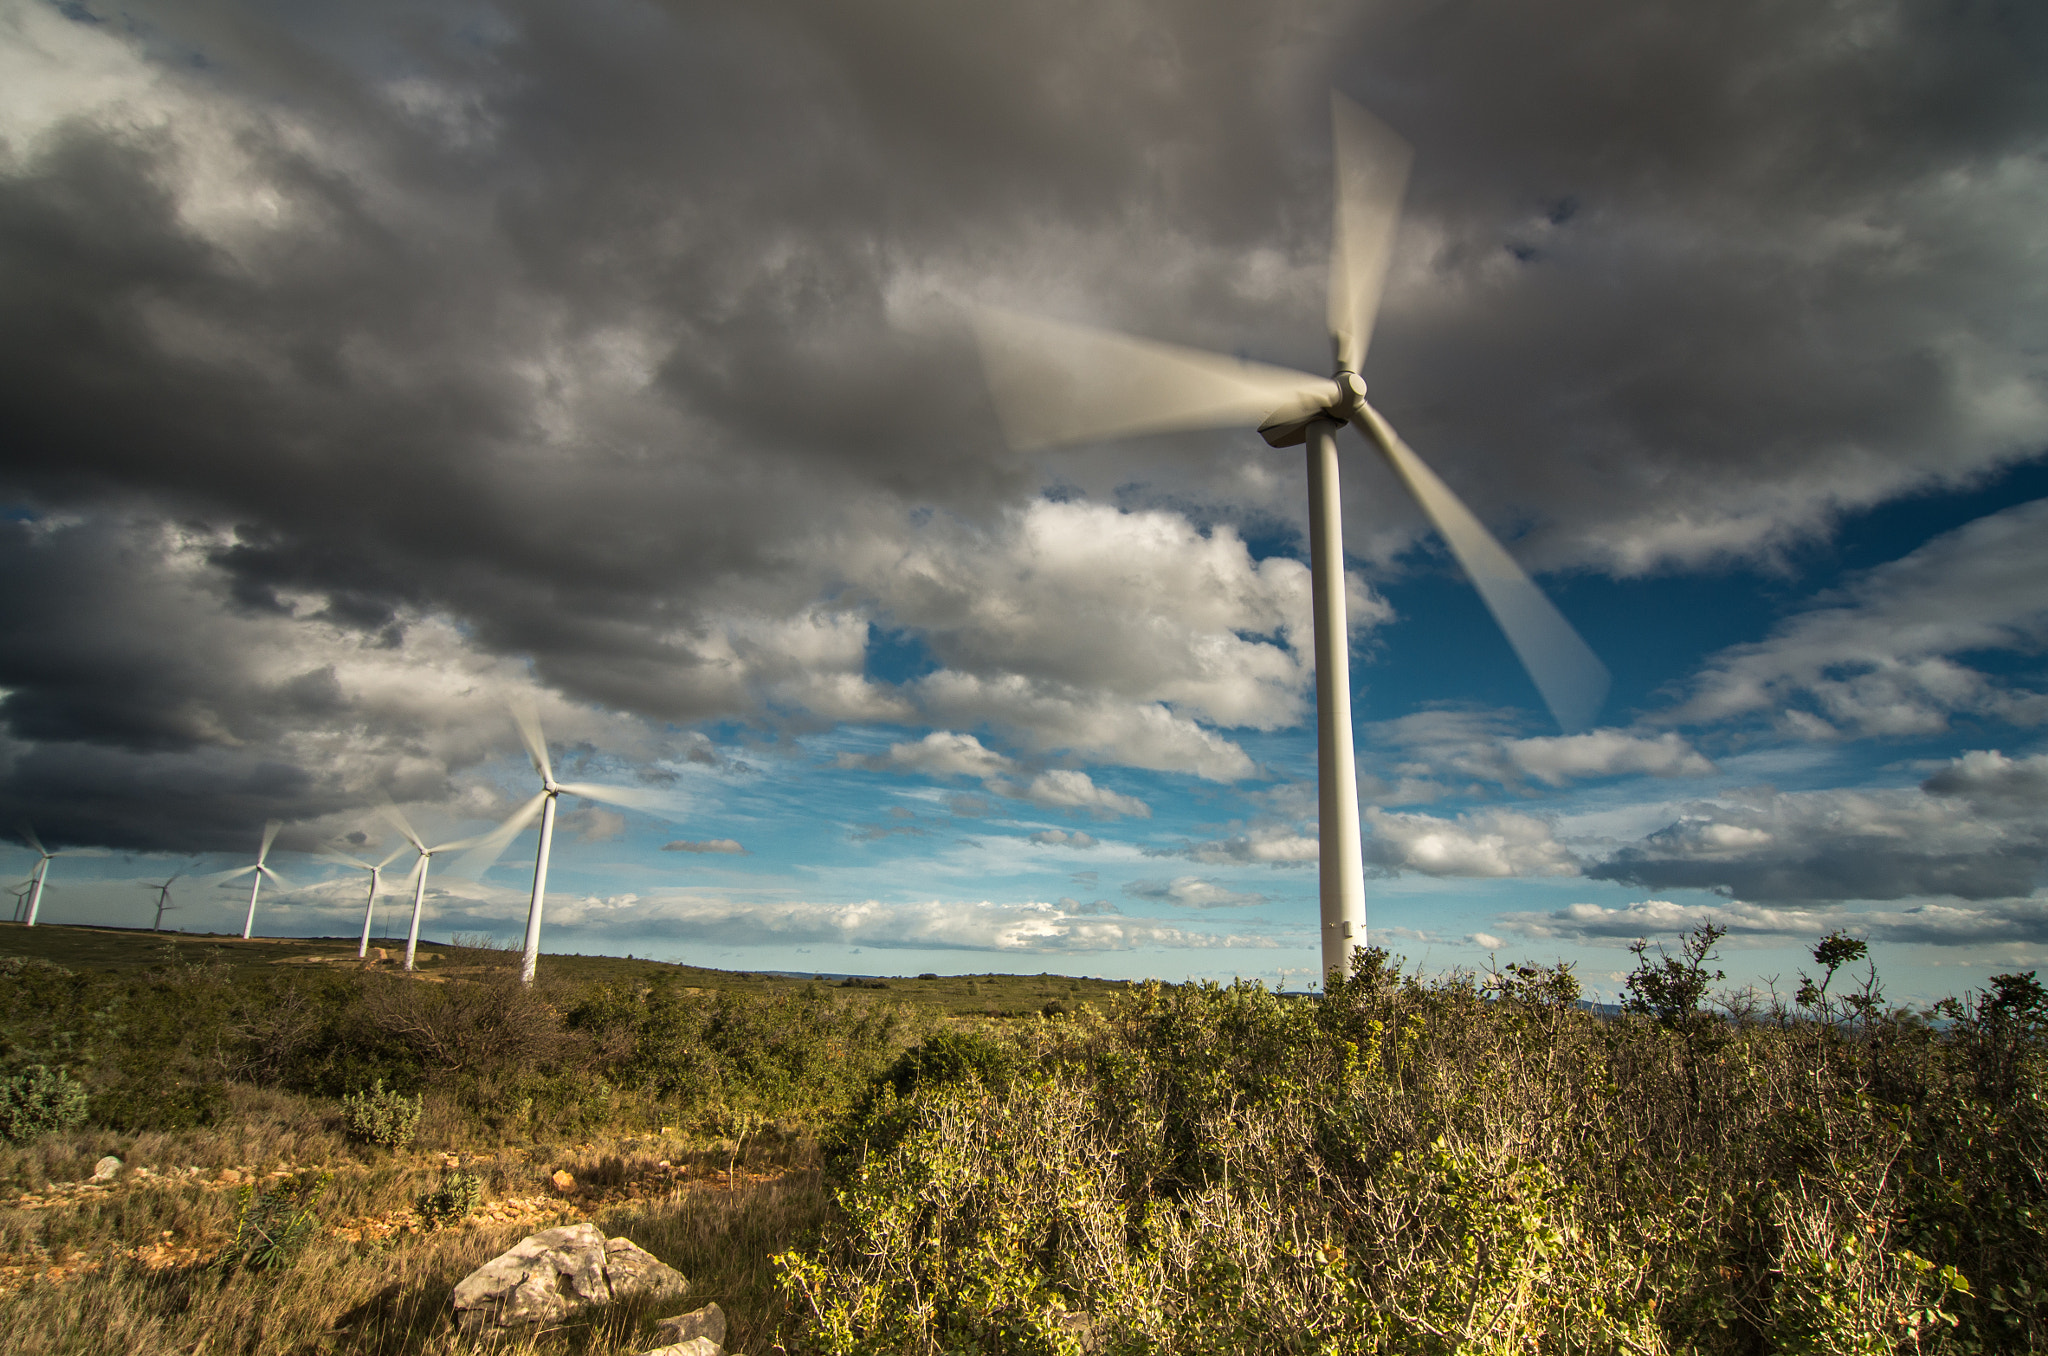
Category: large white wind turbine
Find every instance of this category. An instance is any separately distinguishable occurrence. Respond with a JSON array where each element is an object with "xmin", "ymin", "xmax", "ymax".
[
  {"xmin": 16, "ymin": 828, "xmax": 101, "ymax": 928},
  {"xmin": 322, "ymin": 843, "xmax": 411, "ymax": 959},
  {"xmin": 454, "ymin": 706, "xmax": 676, "ymax": 987},
  {"xmin": 970, "ymin": 93, "xmax": 1609, "ymax": 985},
  {"xmin": 217, "ymin": 821, "xmax": 290, "ymax": 940}
]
